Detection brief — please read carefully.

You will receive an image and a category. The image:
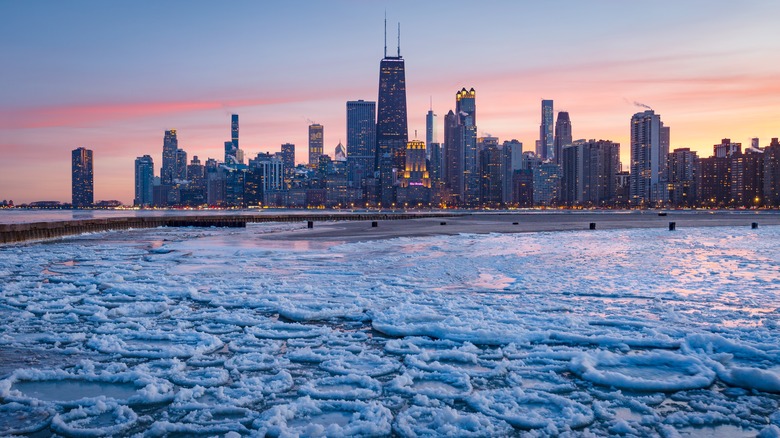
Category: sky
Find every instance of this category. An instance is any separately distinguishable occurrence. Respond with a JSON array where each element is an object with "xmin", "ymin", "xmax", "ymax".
[{"xmin": 1, "ymin": 0, "xmax": 779, "ymax": 204}]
